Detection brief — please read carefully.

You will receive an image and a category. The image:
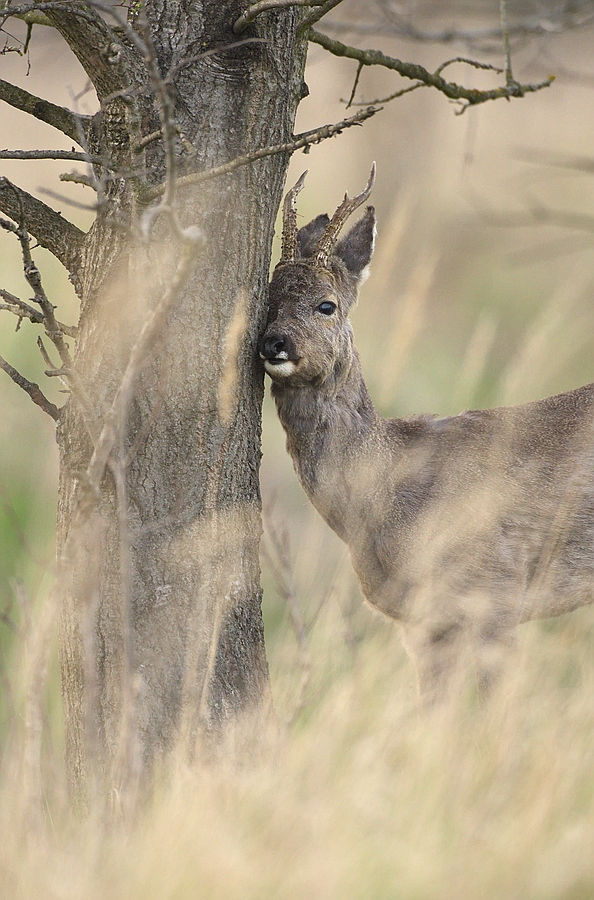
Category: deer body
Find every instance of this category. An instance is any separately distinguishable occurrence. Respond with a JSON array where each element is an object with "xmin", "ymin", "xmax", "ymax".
[{"xmin": 261, "ymin": 168, "xmax": 594, "ymax": 698}]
